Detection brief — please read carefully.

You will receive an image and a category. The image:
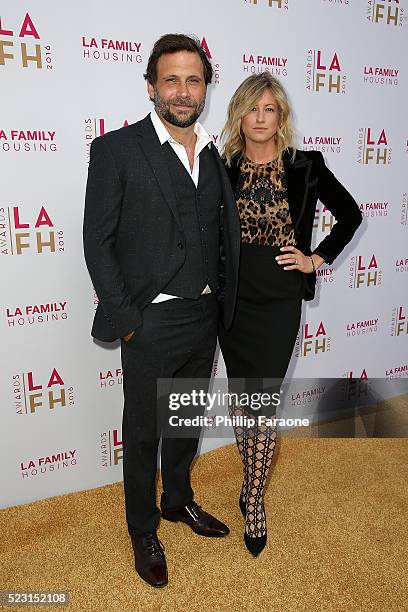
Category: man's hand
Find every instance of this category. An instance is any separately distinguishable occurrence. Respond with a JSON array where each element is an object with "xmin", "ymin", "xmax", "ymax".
[{"xmin": 122, "ymin": 330, "xmax": 135, "ymax": 343}]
